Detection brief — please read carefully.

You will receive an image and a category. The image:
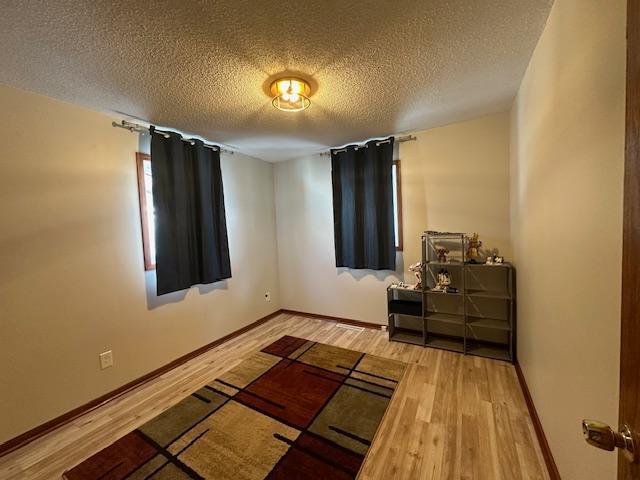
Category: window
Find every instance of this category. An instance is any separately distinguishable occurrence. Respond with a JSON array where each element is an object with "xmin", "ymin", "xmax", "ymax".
[
  {"xmin": 136, "ymin": 153, "xmax": 156, "ymax": 270},
  {"xmin": 138, "ymin": 151, "xmax": 401, "ymax": 268},
  {"xmin": 392, "ymin": 159, "xmax": 403, "ymax": 251}
]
